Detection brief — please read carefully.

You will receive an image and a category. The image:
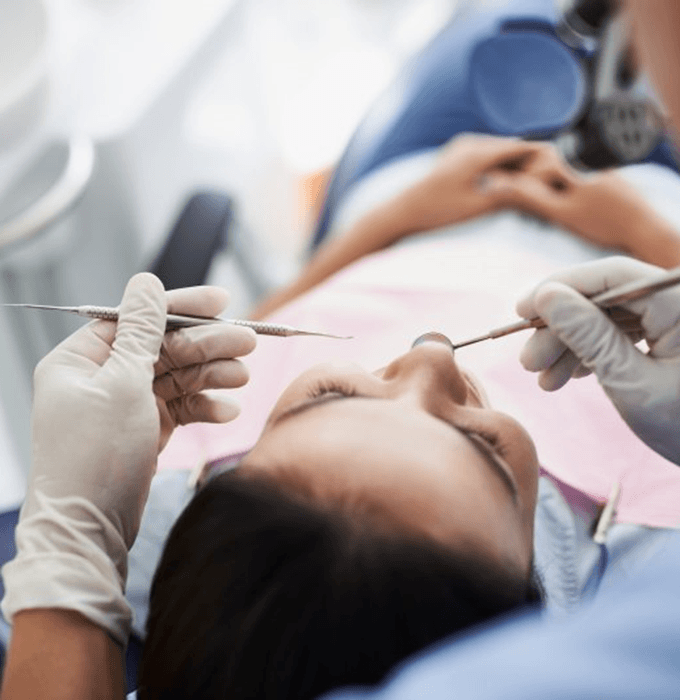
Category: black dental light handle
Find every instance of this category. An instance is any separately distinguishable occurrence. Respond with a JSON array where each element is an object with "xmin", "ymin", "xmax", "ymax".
[
  {"xmin": 562, "ymin": 0, "xmax": 614, "ymax": 39},
  {"xmin": 558, "ymin": 98, "xmax": 665, "ymax": 170}
]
